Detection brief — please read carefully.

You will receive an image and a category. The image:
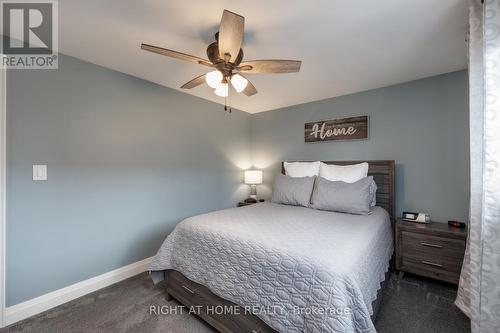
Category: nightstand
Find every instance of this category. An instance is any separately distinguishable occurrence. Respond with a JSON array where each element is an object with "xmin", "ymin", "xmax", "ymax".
[
  {"xmin": 395, "ymin": 219, "xmax": 467, "ymax": 284},
  {"xmin": 237, "ymin": 200, "xmax": 265, "ymax": 207}
]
